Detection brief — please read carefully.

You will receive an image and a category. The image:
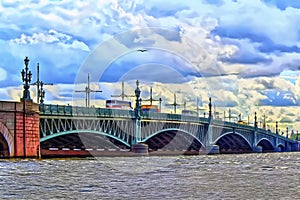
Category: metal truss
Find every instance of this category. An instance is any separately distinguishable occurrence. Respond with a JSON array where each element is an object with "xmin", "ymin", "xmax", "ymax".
[
  {"xmin": 39, "ymin": 104, "xmax": 296, "ymax": 151},
  {"xmin": 40, "ymin": 116, "xmax": 134, "ymax": 145}
]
